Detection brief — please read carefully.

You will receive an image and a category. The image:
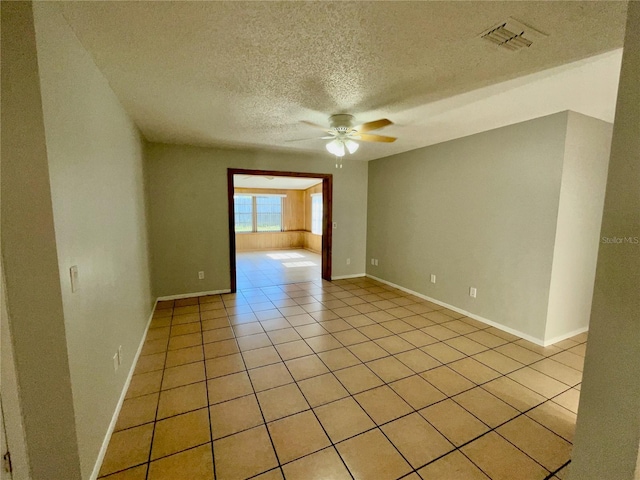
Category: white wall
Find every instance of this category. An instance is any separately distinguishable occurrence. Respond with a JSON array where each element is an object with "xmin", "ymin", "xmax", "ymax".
[
  {"xmin": 33, "ymin": 3, "xmax": 153, "ymax": 477},
  {"xmin": 367, "ymin": 111, "xmax": 612, "ymax": 345},
  {"xmin": 367, "ymin": 113, "xmax": 568, "ymax": 341},
  {"xmin": 570, "ymin": 2, "xmax": 640, "ymax": 477},
  {"xmin": 544, "ymin": 112, "xmax": 612, "ymax": 343},
  {"xmin": 145, "ymin": 143, "xmax": 369, "ymax": 297},
  {"xmin": 1, "ymin": 3, "xmax": 82, "ymax": 478}
]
